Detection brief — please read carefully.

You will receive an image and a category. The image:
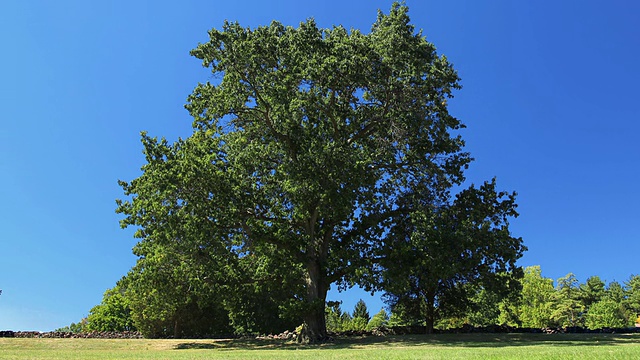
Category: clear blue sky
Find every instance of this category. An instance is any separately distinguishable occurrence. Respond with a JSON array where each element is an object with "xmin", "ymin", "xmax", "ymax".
[{"xmin": 1, "ymin": 1, "xmax": 639, "ymax": 331}]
